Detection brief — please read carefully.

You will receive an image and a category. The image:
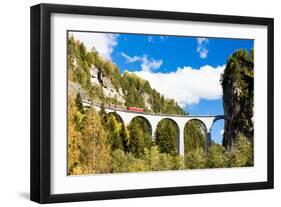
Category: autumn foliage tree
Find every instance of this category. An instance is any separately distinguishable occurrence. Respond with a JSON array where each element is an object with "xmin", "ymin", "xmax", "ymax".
[
  {"xmin": 80, "ymin": 108, "xmax": 112, "ymax": 174},
  {"xmin": 67, "ymin": 95, "xmax": 83, "ymax": 175},
  {"xmin": 104, "ymin": 113, "xmax": 125, "ymax": 151},
  {"xmin": 68, "ymin": 95, "xmax": 111, "ymax": 175}
]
